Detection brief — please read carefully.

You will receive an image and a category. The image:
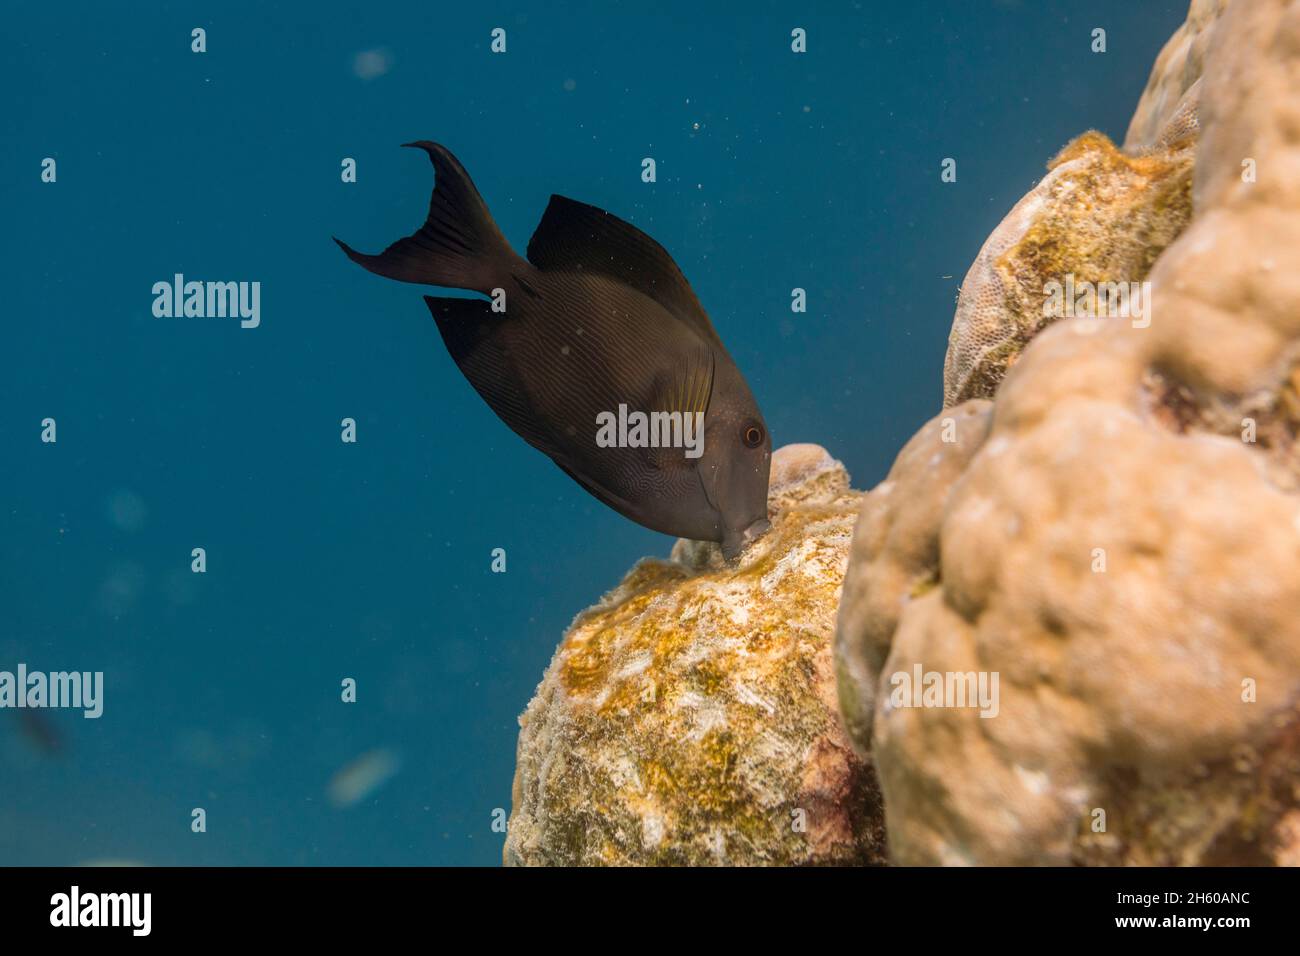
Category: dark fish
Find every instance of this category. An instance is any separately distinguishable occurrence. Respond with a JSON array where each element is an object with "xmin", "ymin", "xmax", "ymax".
[
  {"xmin": 335, "ymin": 142, "xmax": 771, "ymax": 557},
  {"xmin": 18, "ymin": 709, "xmax": 64, "ymax": 756}
]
